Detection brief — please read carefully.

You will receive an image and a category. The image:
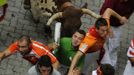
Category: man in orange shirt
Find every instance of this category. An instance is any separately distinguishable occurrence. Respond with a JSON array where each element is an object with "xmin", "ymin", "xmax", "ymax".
[
  {"xmin": 68, "ymin": 18, "xmax": 110, "ymax": 75},
  {"xmin": 0, "ymin": 35, "xmax": 58, "ymax": 68}
]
